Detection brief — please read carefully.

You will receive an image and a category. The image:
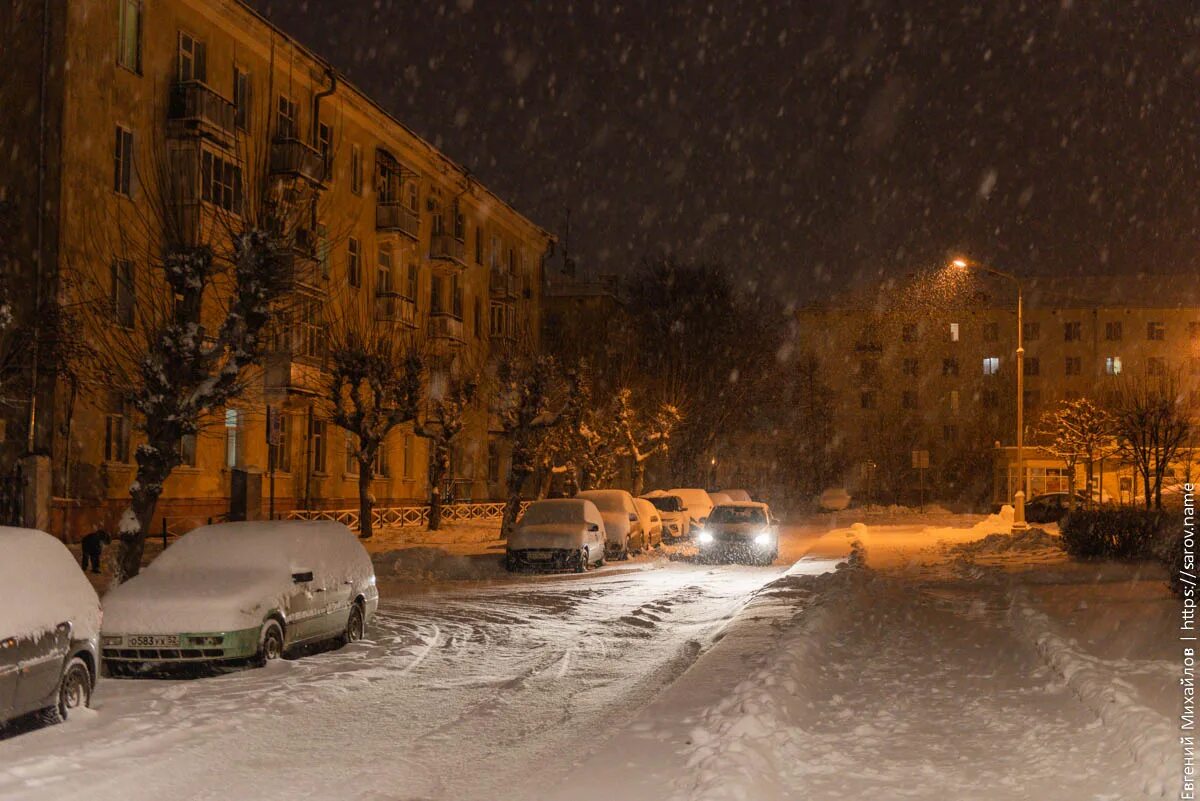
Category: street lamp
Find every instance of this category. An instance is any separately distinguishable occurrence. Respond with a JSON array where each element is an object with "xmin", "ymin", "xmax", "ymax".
[{"xmin": 950, "ymin": 257, "xmax": 1028, "ymax": 533}]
